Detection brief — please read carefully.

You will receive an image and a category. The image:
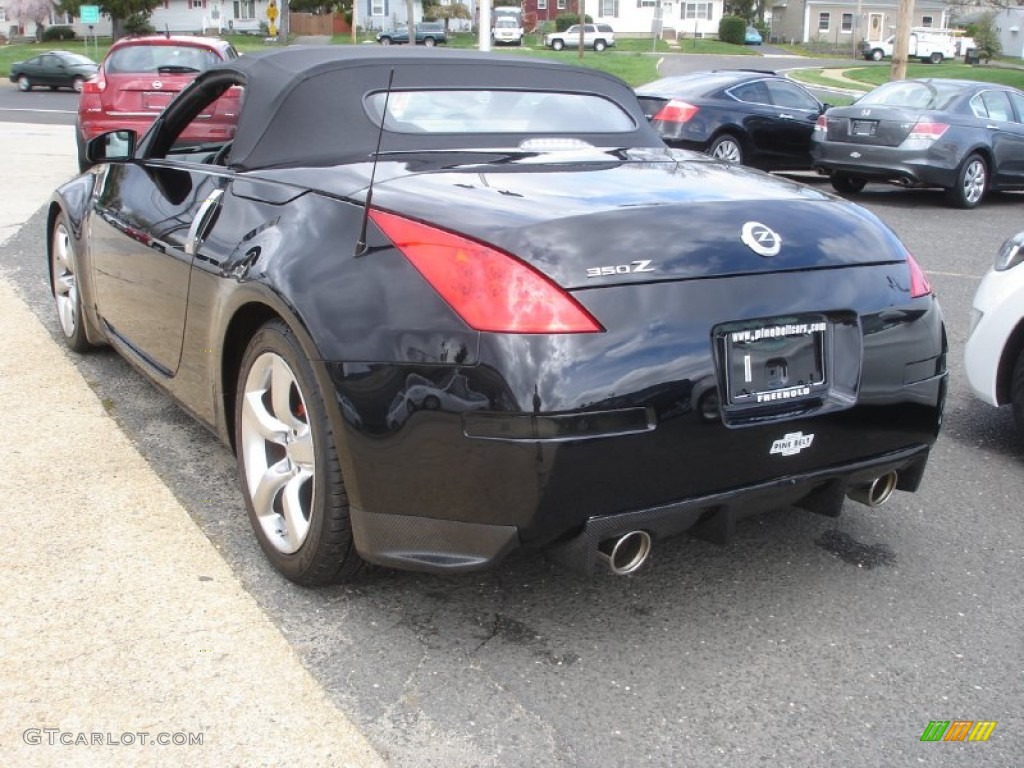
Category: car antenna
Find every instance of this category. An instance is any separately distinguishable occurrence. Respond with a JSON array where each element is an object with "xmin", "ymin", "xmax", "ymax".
[{"xmin": 355, "ymin": 68, "xmax": 396, "ymax": 257}]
